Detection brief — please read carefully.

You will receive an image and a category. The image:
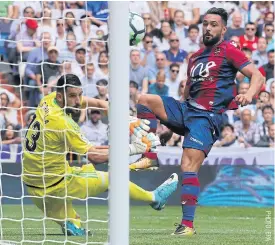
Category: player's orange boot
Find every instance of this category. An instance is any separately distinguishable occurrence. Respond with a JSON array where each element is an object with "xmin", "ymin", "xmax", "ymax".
[
  {"xmin": 129, "ymin": 156, "xmax": 159, "ymax": 171},
  {"xmin": 171, "ymin": 223, "xmax": 196, "ymax": 236}
]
